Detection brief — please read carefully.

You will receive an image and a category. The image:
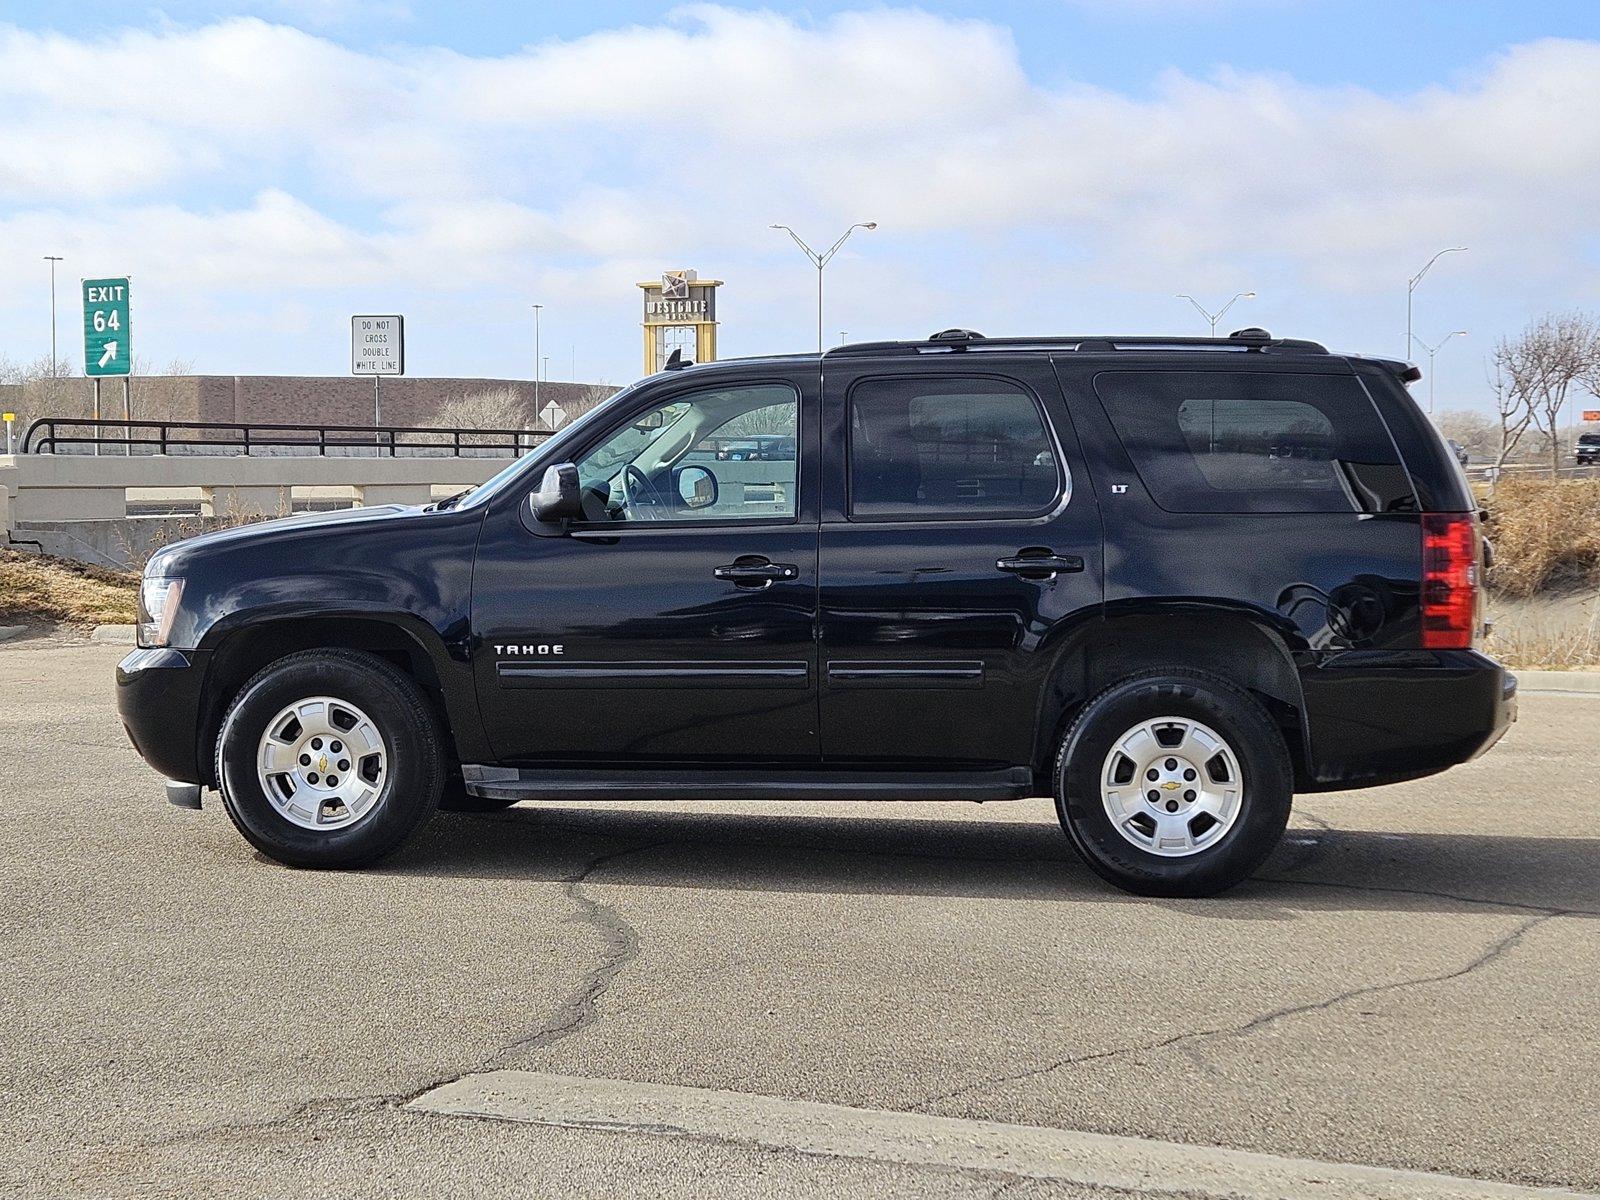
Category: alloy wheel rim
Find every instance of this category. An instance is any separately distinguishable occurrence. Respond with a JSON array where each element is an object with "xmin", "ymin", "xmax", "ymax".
[
  {"xmin": 255, "ymin": 696, "xmax": 388, "ymax": 832},
  {"xmin": 1099, "ymin": 716, "xmax": 1244, "ymax": 857}
]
